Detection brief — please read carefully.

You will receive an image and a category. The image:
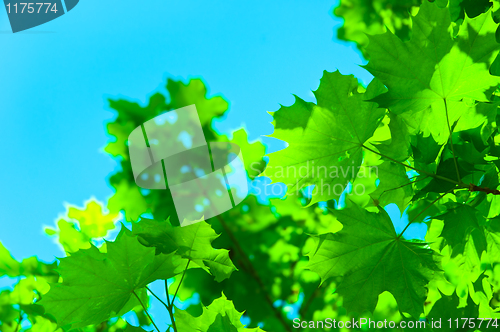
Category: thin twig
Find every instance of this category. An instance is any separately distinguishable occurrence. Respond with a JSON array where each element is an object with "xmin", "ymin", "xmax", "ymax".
[
  {"xmin": 363, "ymin": 142, "xmax": 500, "ymax": 196},
  {"xmin": 132, "ymin": 291, "xmax": 161, "ymax": 332},
  {"xmin": 361, "ymin": 144, "xmax": 460, "ymax": 185},
  {"xmin": 146, "ymin": 286, "xmax": 169, "ymax": 310},
  {"xmin": 444, "ymin": 98, "xmax": 462, "ymax": 184},
  {"xmin": 379, "ymin": 175, "xmax": 430, "ymax": 198},
  {"xmin": 14, "ymin": 311, "xmax": 23, "ymax": 332},
  {"xmin": 397, "ymin": 188, "xmax": 454, "ymax": 239},
  {"xmin": 165, "ymin": 281, "xmax": 178, "ymax": 332},
  {"xmin": 172, "ymin": 259, "xmax": 190, "ymax": 304}
]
